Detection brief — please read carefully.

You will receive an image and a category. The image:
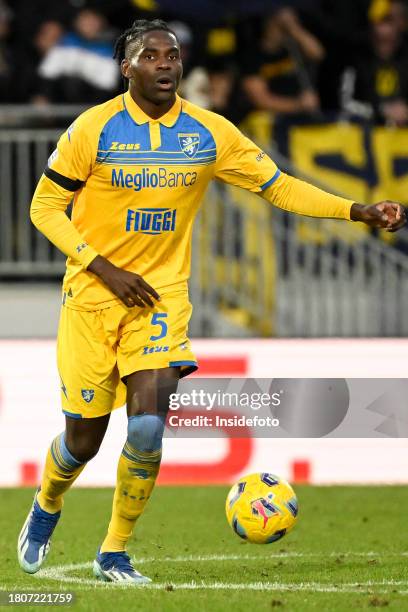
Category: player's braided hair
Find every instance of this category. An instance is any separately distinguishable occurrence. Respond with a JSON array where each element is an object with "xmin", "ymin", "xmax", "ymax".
[{"xmin": 113, "ymin": 19, "xmax": 177, "ymax": 64}]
